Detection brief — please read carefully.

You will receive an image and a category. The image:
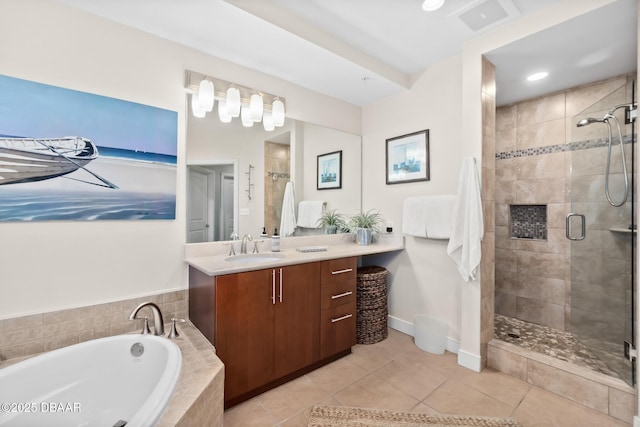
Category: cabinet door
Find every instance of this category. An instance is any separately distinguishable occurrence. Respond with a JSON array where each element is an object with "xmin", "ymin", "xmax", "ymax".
[
  {"xmin": 215, "ymin": 269, "xmax": 276, "ymax": 401},
  {"xmin": 274, "ymin": 262, "xmax": 321, "ymax": 378},
  {"xmin": 320, "ymin": 302, "xmax": 357, "ymax": 359}
]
